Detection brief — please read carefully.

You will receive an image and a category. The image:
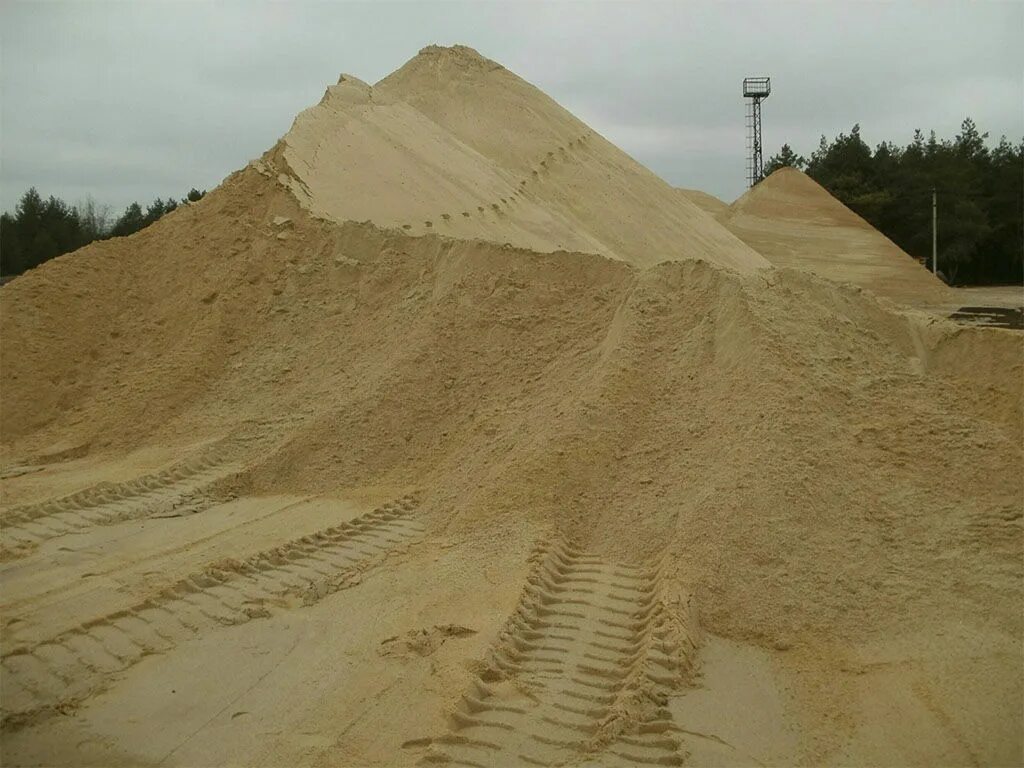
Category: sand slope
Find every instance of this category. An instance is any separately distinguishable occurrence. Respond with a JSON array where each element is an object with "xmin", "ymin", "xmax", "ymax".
[
  {"xmin": 677, "ymin": 187, "xmax": 729, "ymax": 217},
  {"xmin": 722, "ymin": 167, "xmax": 950, "ymax": 306},
  {"xmin": 271, "ymin": 45, "xmax": 768, "ymax": 273},
  {"xmin": 1, "ymin": 45, "xmax": 1021, "ymax": 767}
]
